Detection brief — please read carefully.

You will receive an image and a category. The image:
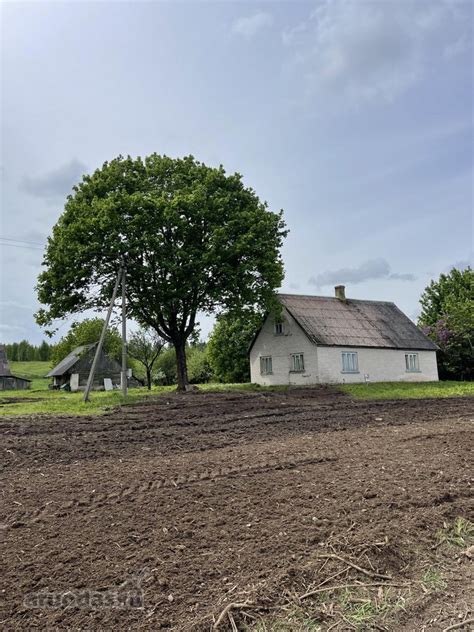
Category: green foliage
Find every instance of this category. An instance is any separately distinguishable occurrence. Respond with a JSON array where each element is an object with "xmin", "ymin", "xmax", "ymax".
[
  {"xmin": 38, "ymin": 340, "xmax": 51, "ymax": 361},
  {"xmin": 50, "ymin": 318, "xmax": 122, "ymax": 366},
  {"xmin": 418, "ymin": 266, "xmax": 473, "ymax": 380},
  {"xmin": 340, "ymin": 381, "xmax": 474, "ymax": 400},
  {"xmin": 338, "ymin": 588, "xmax": 406, "ymax": 628},
  {"xmin": 421, "ymin": 568, "xmax": 447, "ymax": 593},
  {"xmin": 208, "ymin": 310, "xmax": 264, "ymax": 383},
  {"xmin": 187, "ymin": 343, "xmax": 213, "ymax": 384},
  {"xmin": 2, "ymin": 340, "xmax": 53, "ymax": 362},
  {"xmin": 436, "ymin": 517, "xmax": 474, "ymax": 548},
  {"xmin": 36, "ymin": 154, "xmax": 287, "ymax": 389},
  {"xmin": 153, "ymin": 343, "xmax": 213, "ymax": 385},
  {"xmin": 154, "ymin": 346, "xmax": 177, "ymax": 385},
  {"xmin": 419, "ymin": 267, "xmax": 473, "ymax": 326}
]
